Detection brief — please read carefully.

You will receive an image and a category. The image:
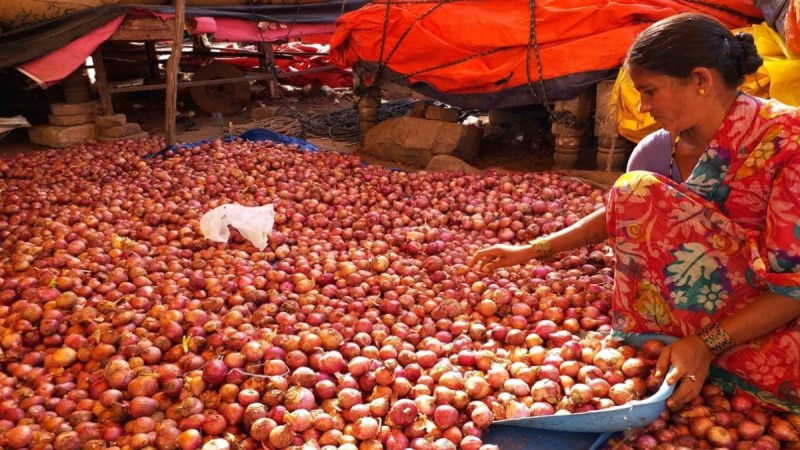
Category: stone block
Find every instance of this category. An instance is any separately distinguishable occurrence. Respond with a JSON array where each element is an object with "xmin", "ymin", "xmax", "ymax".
[
  {"xmin": 64, "ymin": 90, "xmax": 91, "ymax": 104},
  {"xmin": 101, "ymin": 123, "xmax": 141, "ymax": 138},
  {"xmin": 425, "ymin": 155, "xmax": 483, "ymax": 174},
  {"xmin": 97, "ymin": 131, "xmax": 150, "ymax": 144},
  {"xmin": 28, "ymin": 124, "xmax": 96, "ymax": 148},
  {"xmin": 95, "ymin": 114, "xmax": 127, "ymax": 128},
  {"xmin": 424, "ymin": 105, "xmax": 460, "ymax": 122},
  {"xmin": 48, "ymin": 113, "xmax": 95, "ymax": 126},
  {"xmin": 50, "ymin": 101, "xmax": 98, "ymax": 116},
  {"xmin": 364, "ymin": 116, "xmax": 482, "ymax": 167},
  {"xmin": 409, "ymin": 102, "xmax": 428, "ymax": 118}
]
